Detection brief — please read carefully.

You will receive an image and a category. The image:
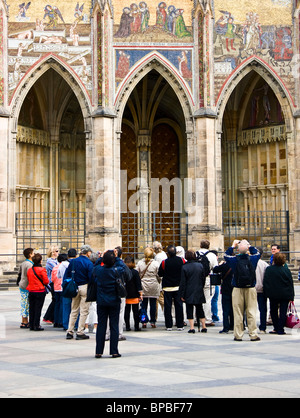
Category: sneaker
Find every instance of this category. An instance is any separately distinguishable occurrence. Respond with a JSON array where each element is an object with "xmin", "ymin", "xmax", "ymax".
[
  {"xmin": 177, "ymin": 328, "xmax": 184, "ymax": 331},
  {"xmin": 76, "ymin": 333, "xmax": 90, "ymax": 340},
  {"xmin": 66, "ymin": 332, "xmax": 73, "ymax": 340},
  {"xmin": 166, "ymin": 328, "xmax": 172, "ymax": 331},
  {"xmin": 84, "ymin": 328, "xmax": 89, "ymax": 334},
  {"xmin": 93, "ymin": 328, "xmax": 97, "ymax": 334},
  {"xmin": 219, "ymin": 330, "xmax": 229, "ymax": 334},
  {"xmin": 118, "ymin": 336, "xmax": 126, "ymax": 341}
]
